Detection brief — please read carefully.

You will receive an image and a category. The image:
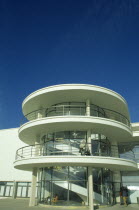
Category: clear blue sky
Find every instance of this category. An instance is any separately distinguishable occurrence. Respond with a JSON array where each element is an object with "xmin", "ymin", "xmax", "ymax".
[{"xmin": 0, "ymin": 0, "xmax": 139, "ymax": 129}]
